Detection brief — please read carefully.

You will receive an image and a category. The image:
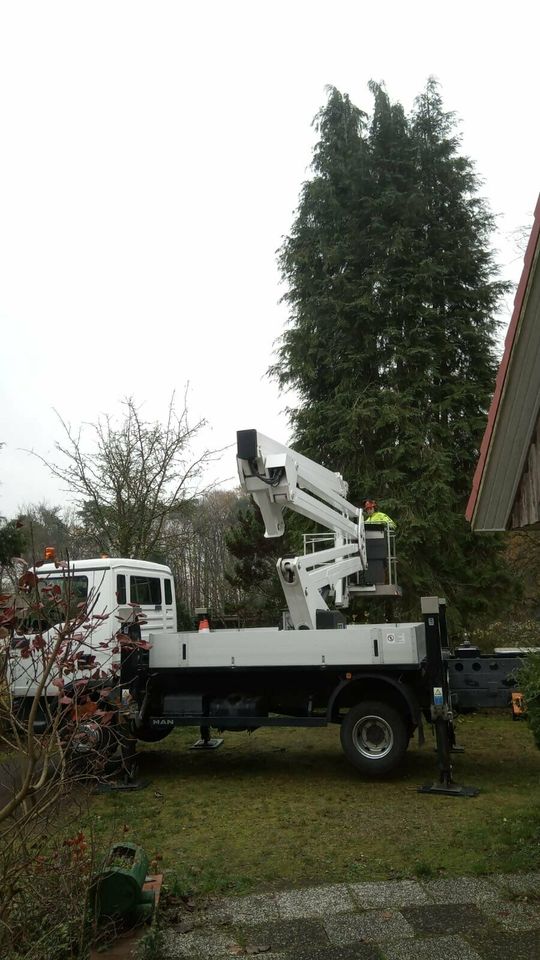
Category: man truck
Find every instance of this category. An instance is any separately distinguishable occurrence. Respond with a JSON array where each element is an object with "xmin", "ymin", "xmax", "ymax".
[{"xmin": 7, "ymin": 430, "xmax": 522, "ymax": 780}]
